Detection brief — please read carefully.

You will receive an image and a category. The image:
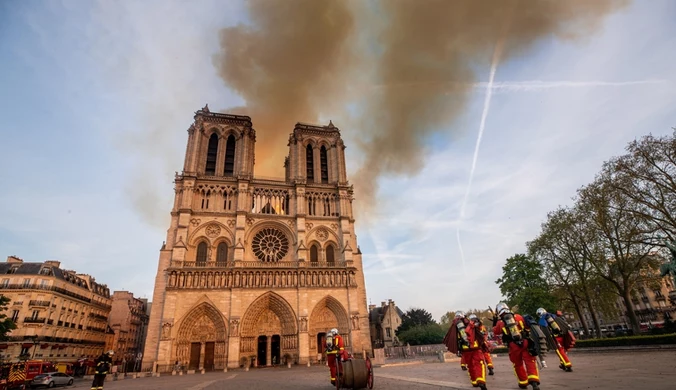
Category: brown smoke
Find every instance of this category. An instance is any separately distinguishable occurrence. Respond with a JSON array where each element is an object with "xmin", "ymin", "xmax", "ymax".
[
  {"xmin": 212, "ymin": 0, "xmax": 358, "ymax": 177},
  {"xmin": 213, "ymin": 0, "xmax": 629, "ymax": 213}
]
